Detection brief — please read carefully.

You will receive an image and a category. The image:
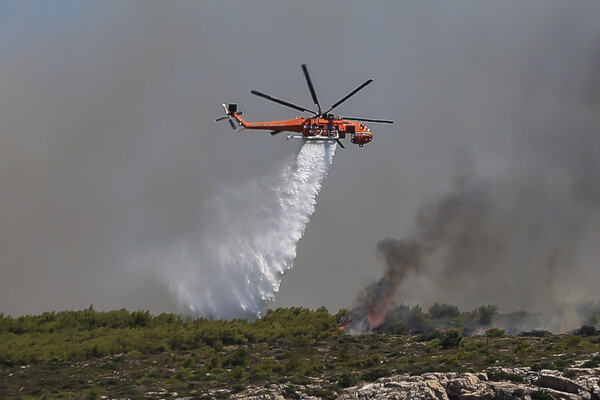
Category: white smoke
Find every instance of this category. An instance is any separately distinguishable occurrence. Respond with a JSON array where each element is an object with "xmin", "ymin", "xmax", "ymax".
[{"xmin": 135, "ymin": 141, "xmax": 336, "ymax": 319}]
